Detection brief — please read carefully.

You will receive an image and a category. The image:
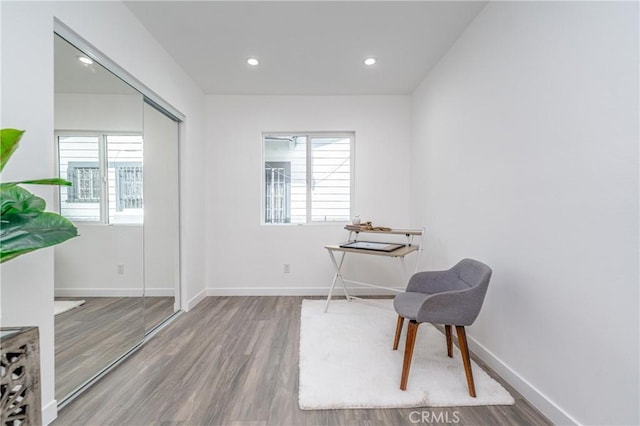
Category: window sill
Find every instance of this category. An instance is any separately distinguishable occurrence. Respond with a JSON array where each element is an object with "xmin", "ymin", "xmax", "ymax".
[{"xmin": 73, "ymin": 222, "xmax": 143, "ymax": 228}]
